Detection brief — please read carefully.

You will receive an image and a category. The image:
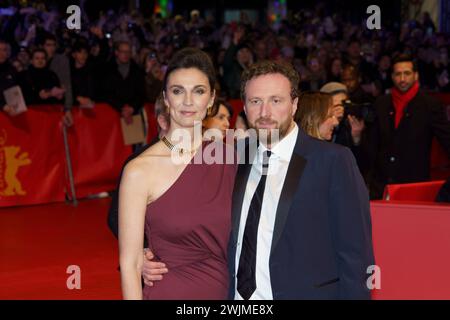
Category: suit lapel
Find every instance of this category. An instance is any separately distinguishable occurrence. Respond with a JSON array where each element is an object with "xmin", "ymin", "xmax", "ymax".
[
  {"xmin": 231, "ymin": 130, "xmax": 308, "ymax": 255},
  {"xmin": 270, "ymin": 150, "xmax": 306, "ymax": 256}
]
